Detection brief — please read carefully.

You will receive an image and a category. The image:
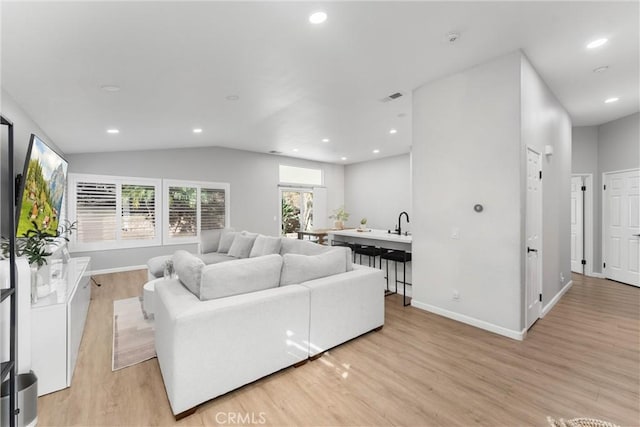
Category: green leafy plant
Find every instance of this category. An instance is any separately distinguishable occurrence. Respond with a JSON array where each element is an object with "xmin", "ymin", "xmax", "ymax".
[
  {"xmin": 281, "ymin": 198, "xmax": 300, "ymax": 235},
  {"xmin": 329, "ymin": 206, "xmax": 350, "ymax": 222},
  {"xmin": 360, "ymin": 218, "xmax": 367, "ymax": 225},
  {"xmin": 1, "ymin": 220, "xmax": 77, "ymax": 267}
]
